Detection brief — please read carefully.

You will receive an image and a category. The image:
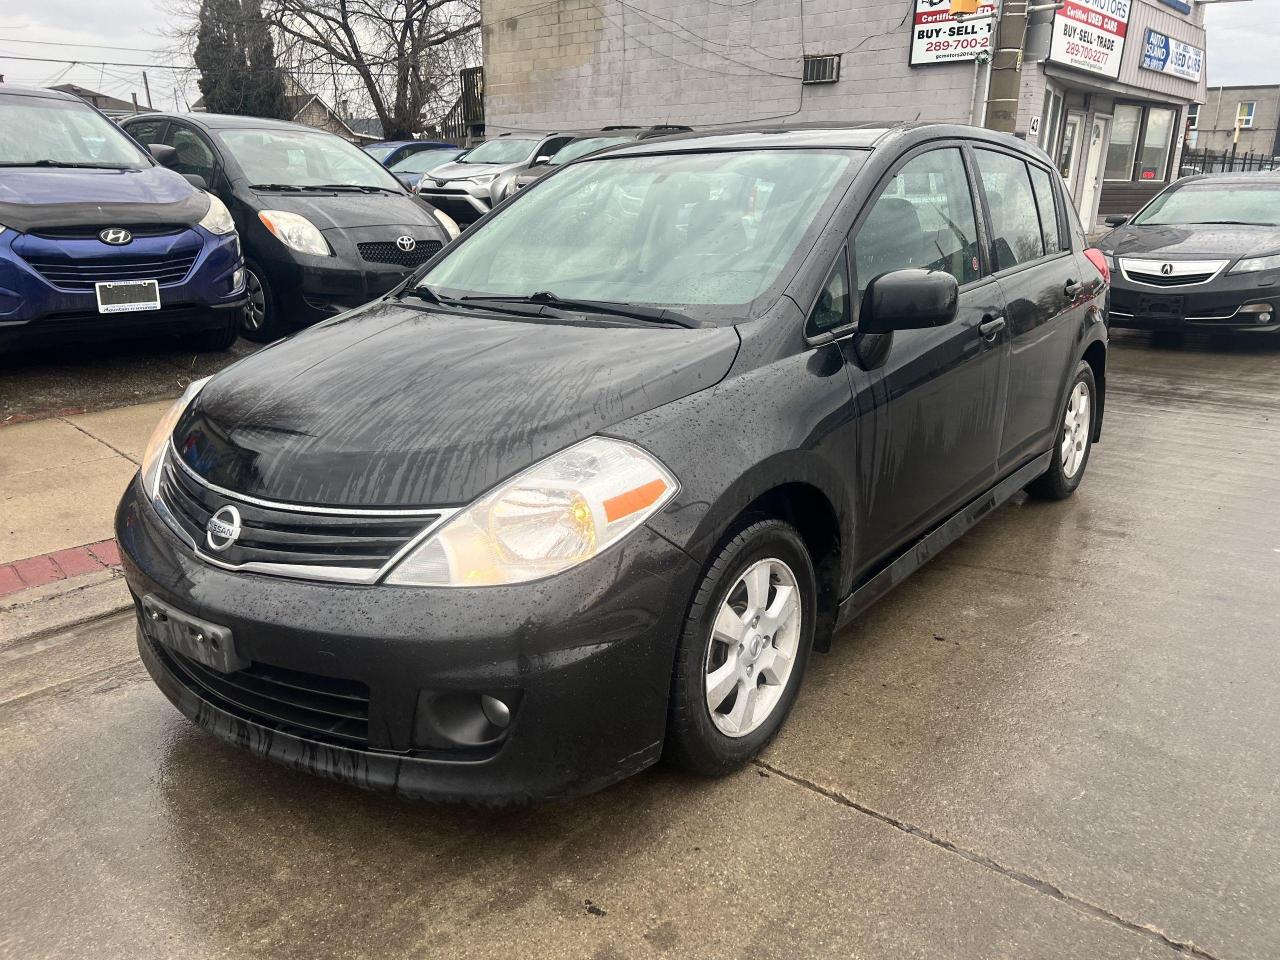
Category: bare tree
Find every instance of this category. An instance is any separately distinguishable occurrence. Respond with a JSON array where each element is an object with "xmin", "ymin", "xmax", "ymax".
[{"xmin": 264, "ymin": 0, "xmax": 480, "ymax": 139}]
